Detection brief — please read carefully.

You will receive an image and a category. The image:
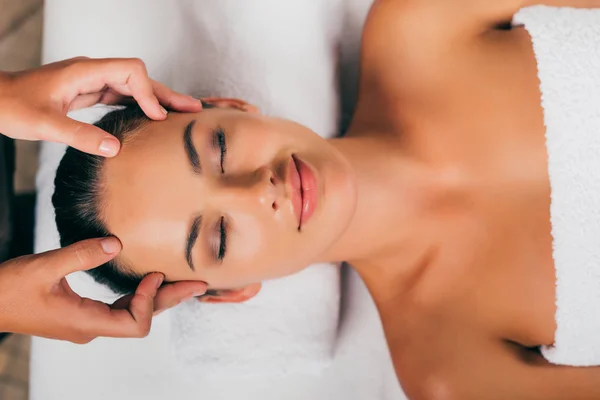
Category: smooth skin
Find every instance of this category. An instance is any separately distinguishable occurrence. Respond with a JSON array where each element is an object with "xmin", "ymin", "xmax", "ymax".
[
  {"xmin": 0, "ymin": 57, "xmax": 208, "ymax": 344},
  {"xmin": 88, "ymin": 1, "xmax": 600, "ymax": 398},
  {"xmin": 352, "ymin": 1, "xmax": 600, "ymax": 399}
]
